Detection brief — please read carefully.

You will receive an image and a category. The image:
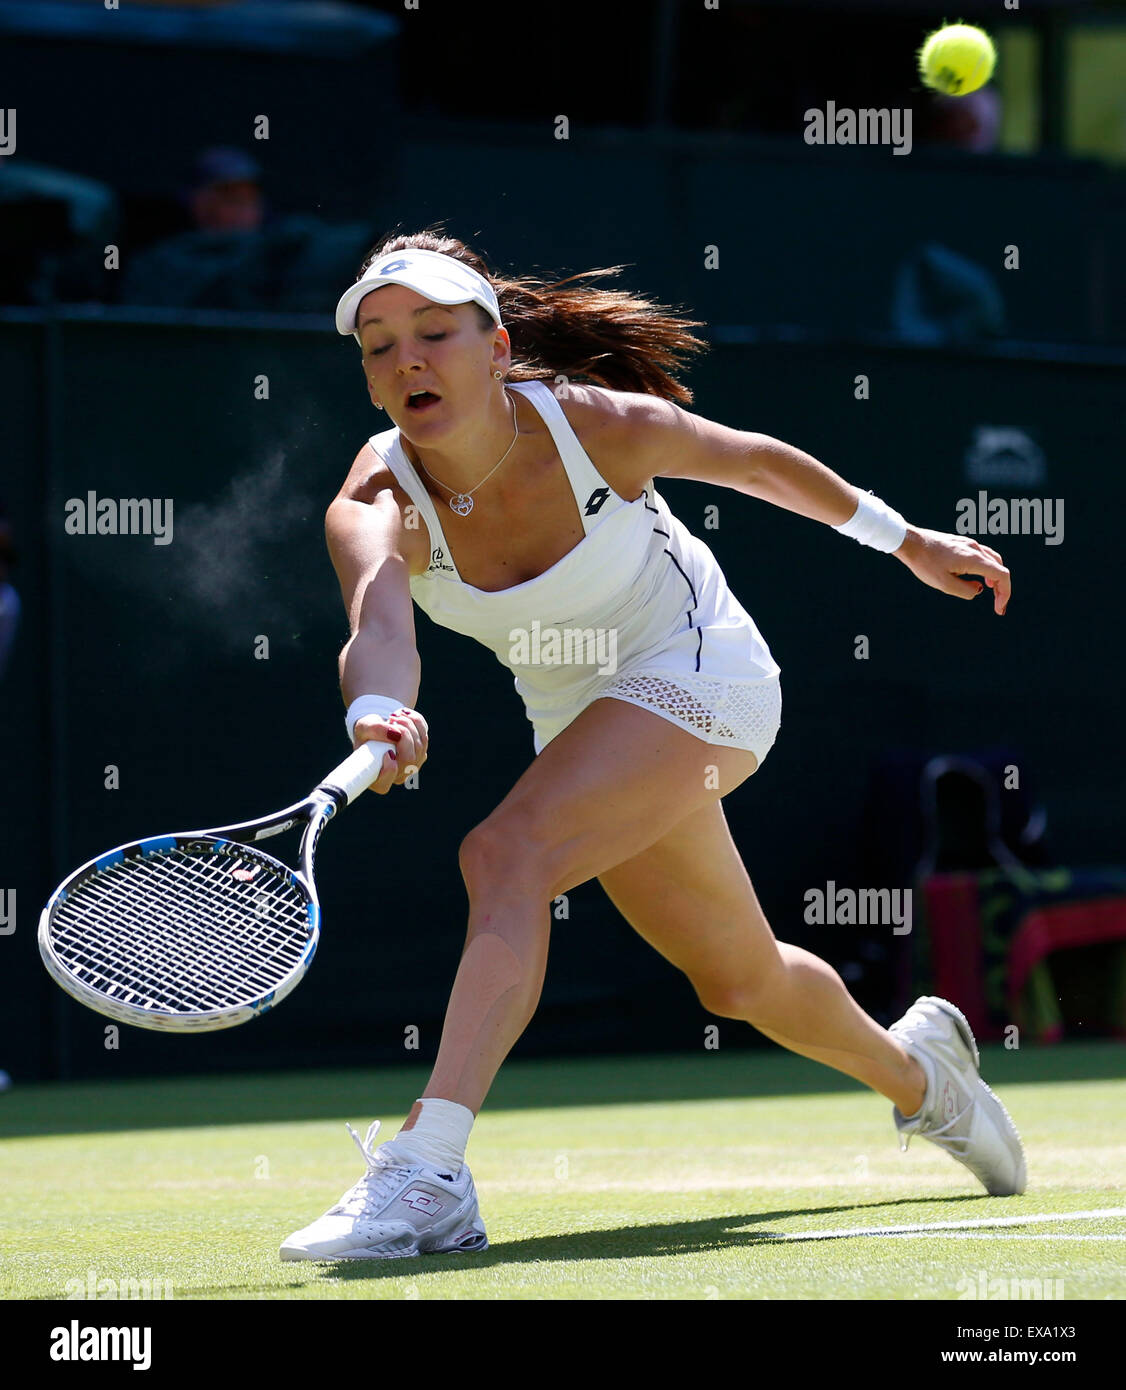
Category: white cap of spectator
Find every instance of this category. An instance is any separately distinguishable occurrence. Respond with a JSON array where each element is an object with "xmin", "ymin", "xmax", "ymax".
[{"xmin": 335, "ymin": 248, "xmax": 503, "ymax": 343}]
